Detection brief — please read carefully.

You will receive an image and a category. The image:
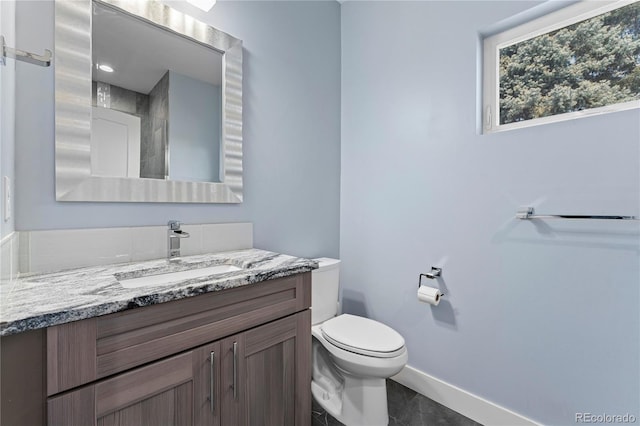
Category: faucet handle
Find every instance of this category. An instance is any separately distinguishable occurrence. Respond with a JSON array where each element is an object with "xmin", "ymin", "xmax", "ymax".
[{"xmin": 168, "ymin": 220, "xmax": 182, "ymax": 230}]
